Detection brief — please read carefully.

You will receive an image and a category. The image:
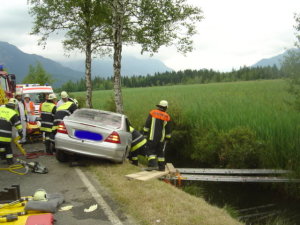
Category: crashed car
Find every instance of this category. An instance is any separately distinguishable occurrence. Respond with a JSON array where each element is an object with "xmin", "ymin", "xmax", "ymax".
[{"xmin": 55, "ymin": 108, "xmax": 132, "ymax": 163}]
